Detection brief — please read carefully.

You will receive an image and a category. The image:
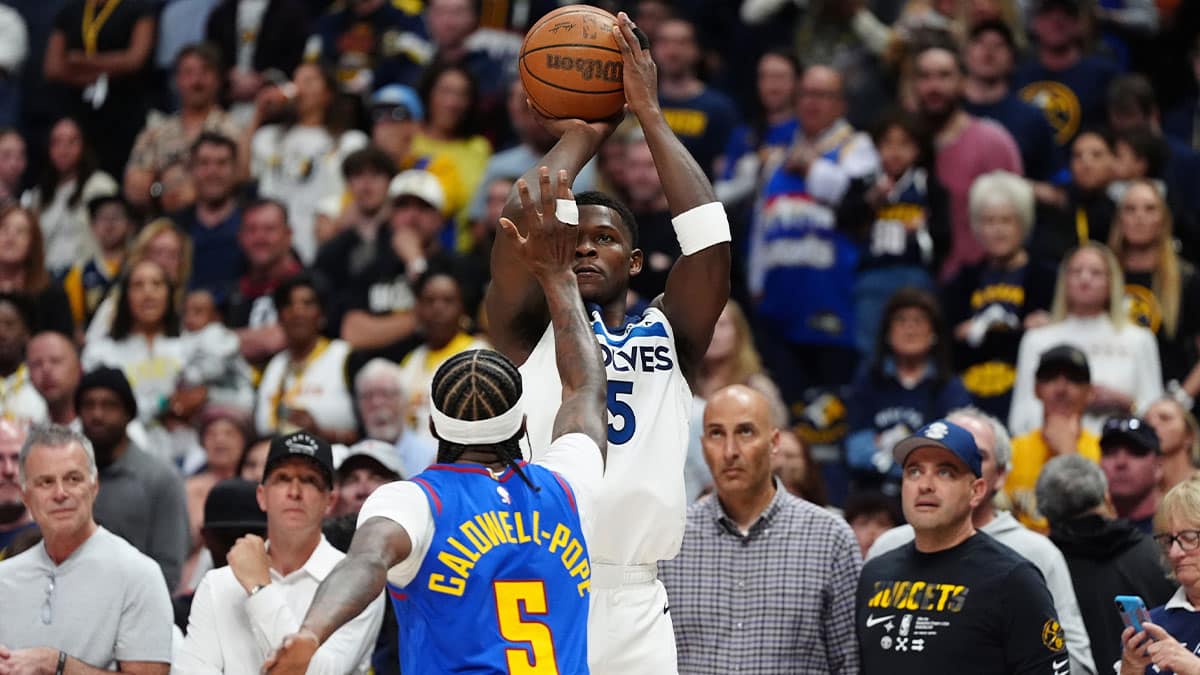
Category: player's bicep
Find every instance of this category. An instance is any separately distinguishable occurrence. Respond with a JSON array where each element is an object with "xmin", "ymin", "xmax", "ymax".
[
  {"xmin": 660, "ymin": 240, "xmax": 731, "ymax": 371},
  {"xmin": 357, "ymin": 482, "xmax": 434, "ymax": 571},
  {"xmin": 550, "ymin": 385, "xmax": 608, "ymax": 463}
]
